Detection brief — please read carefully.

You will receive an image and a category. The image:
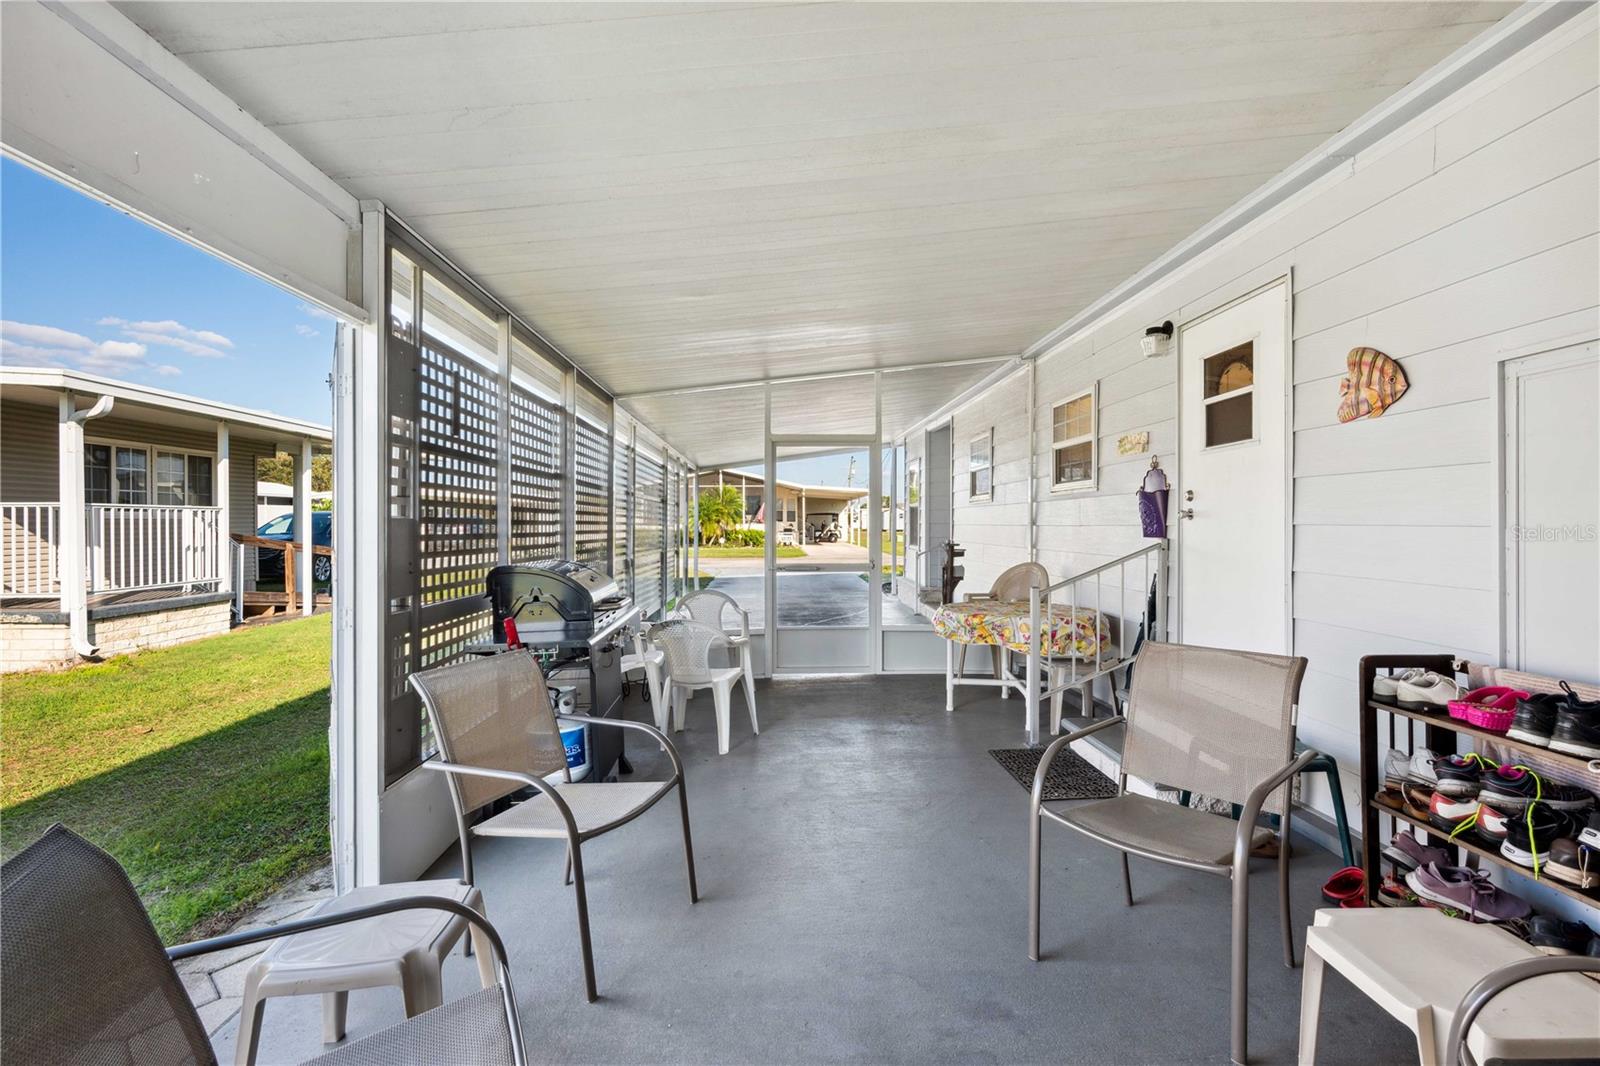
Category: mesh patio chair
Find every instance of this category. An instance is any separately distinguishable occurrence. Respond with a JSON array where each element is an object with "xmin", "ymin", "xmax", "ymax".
[
  {"xmin": 675, "ymin": 588, "xmax": 757, "ymax": 718},
  {"xmin": 408, "ymin": 650, "xmax": 696, "ymax": 1003},
  {"xmin": 1026, "ymin": 641, "xmax": 1314, "ymax": 1066},
  {"xmin": 955, "ymin": 561, "xmax": 1049, "ymax": 683},
  {"xmin": 651, "ymin": 618, "xmax": 758, "ymax": 754},
  {"xmin": 1445, "ymin": 955, "xmax": 1600, "ymax": 1066},
  {"xmin": 1, "ymin": 825, "xmax": 526, "ymax": 1066}
]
